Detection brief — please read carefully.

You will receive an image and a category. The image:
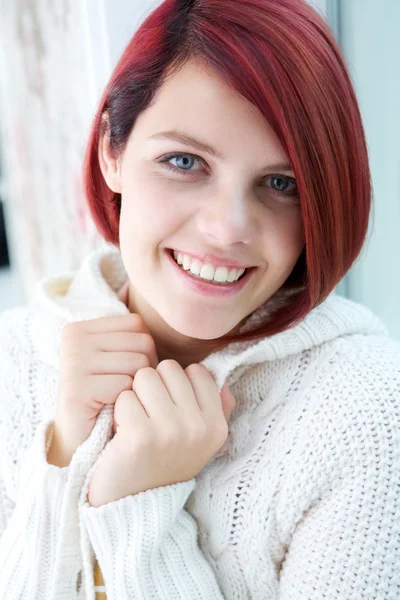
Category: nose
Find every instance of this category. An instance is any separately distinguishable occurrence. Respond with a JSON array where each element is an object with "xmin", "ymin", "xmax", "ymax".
[{"xmin": 196, "ymin": 188, "xmax": 253, "ymax": 246}]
